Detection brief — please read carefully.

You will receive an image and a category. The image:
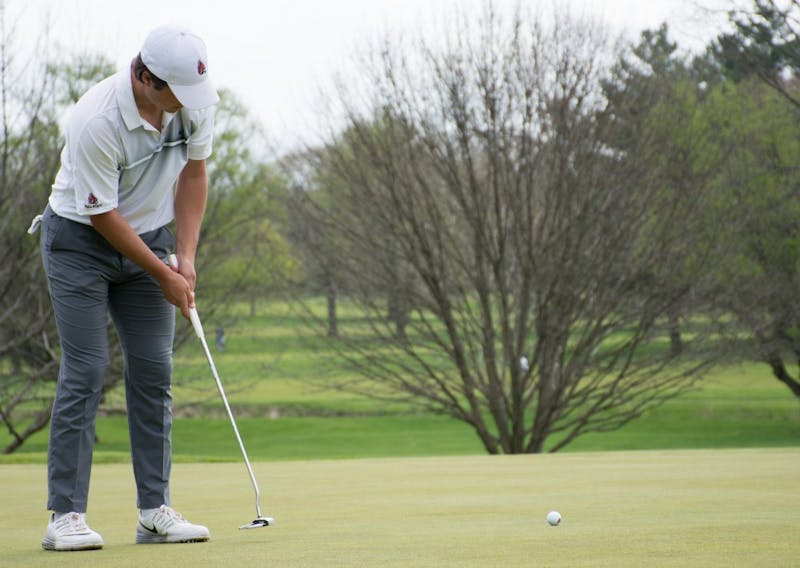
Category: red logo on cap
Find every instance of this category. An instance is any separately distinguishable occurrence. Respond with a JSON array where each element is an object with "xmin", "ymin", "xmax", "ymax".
[{"xmin": 197, "ymin": 60, "xmax": 207, "ymax": 75}]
